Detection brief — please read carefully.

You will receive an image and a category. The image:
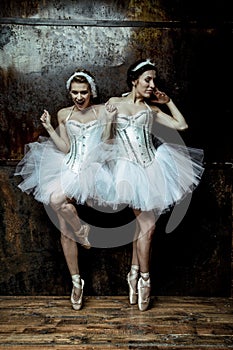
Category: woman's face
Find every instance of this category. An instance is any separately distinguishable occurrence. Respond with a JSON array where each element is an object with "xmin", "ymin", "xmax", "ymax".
[
  {"xmin": 133, "ymin": 70, "xmax": 156, "ymax": 99},
  {"xmin": 70, "ymin": 81, "xmax": 92, "ymax": 110}
]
